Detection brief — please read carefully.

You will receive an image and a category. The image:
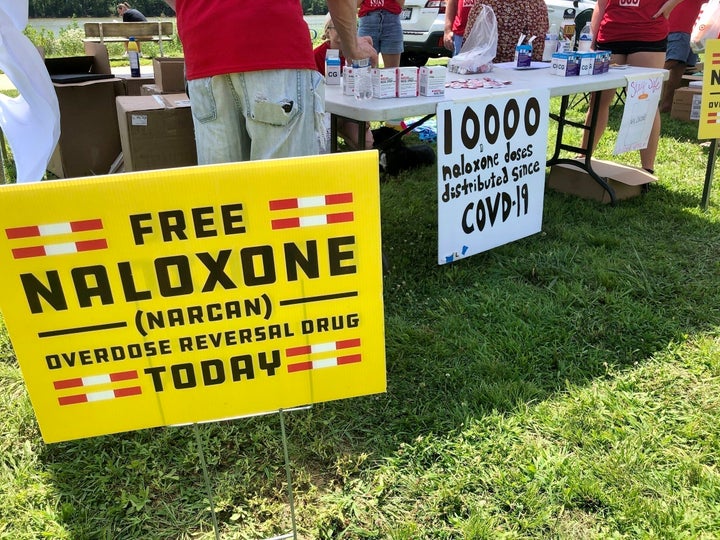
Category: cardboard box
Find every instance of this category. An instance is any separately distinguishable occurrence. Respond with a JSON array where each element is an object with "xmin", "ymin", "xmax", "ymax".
[
  {"xmin": 116, "ymin": 93, "xmax": 197, "ymax": 172},
  {"xmin": 548, "ymin": 159, "xmax": 656, "ymax": 203},
  {"xmin": 46, "ymin": 43, "xmax": 126, "ymax": 178},
  {"xmin": 152, "ymin": 57, "xmax": 186, "ymax": 93},
  {"xmin": 119, "ymin": 75, "xmax": 155, "ymax": 96},
  {"xmin": 671, "ymin": 86, "xmax": 702, "ymax": 122}
]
